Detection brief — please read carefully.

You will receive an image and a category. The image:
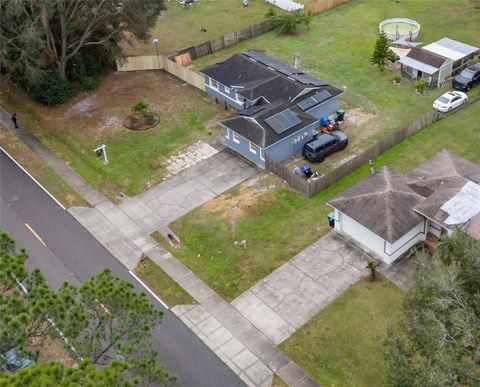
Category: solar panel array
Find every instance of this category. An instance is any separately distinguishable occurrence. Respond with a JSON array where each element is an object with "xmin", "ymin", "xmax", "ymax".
[
  {"xmin": 296, "ymin": 90, "xmax": 332, "ymax": 111},
  {"xmin": 239, "ymin": 106, "xmax": 265, "ymax": 116},
  {"xmin": 265, "ymin": 109, "xmax": 302, "ymax": 134},
  {"xmin": 243, "ymin": 51, "xmax": 328, "ymax": 87}
]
